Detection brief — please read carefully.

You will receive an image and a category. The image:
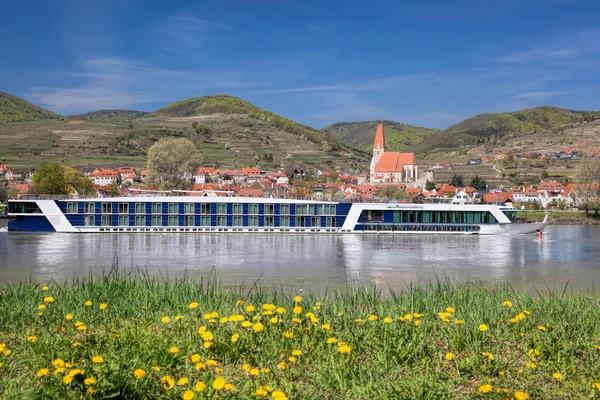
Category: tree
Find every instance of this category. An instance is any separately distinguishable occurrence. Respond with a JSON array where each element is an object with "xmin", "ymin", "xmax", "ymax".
[
  {"xmin": 575, "ymin": 159, "xmax": 600, "ymax": 216},
  {"xmin": 31, "ymin": 161, "xmax": 68, "ymax": 194},
  {"xmin": 425, "ymin": 180, "xmax": 436, "ymax": 191},
  {"xmin": 541, "ymin": 170, "xmax": 549, "ymax": 180},
  {"xmin": 450, "ymin": 174, "xmax": 464, "ymax": 187},
  {"xmin": 63, "ymin": 166, "xmax": 95, "ymax": 196},
  {"xmin": 146, "ymin": 138, "xmax": 202, "ymax": 190},
  {"xmin": 110, "ymin": 180, "xmax": 120, "ymax": 197},
  {"xmin": 469, "ymin": 175, "xmax": 487, "ymax": 190}
]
